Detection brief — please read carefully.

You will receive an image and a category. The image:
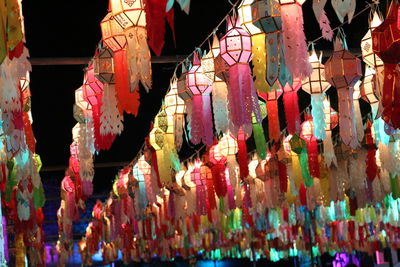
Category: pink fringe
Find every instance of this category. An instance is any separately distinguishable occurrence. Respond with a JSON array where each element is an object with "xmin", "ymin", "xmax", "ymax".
[
  {"xmin": 281, "ymin": 4, "xmax": 312, "ymax": 79},
  {"xmin": 319, "ymin": 10, "xmax": 334, "ymax": 41},
  {"xmin": 190, "ymin": 95, "xmax": 204, "ymax": 145},
  {"xmin": 283, "ymin": 91, "xmax": 301, "ymax": 134},
  {"xmin": 202, "ymin": 95, "xmax": 214, "ymax": 146}
]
